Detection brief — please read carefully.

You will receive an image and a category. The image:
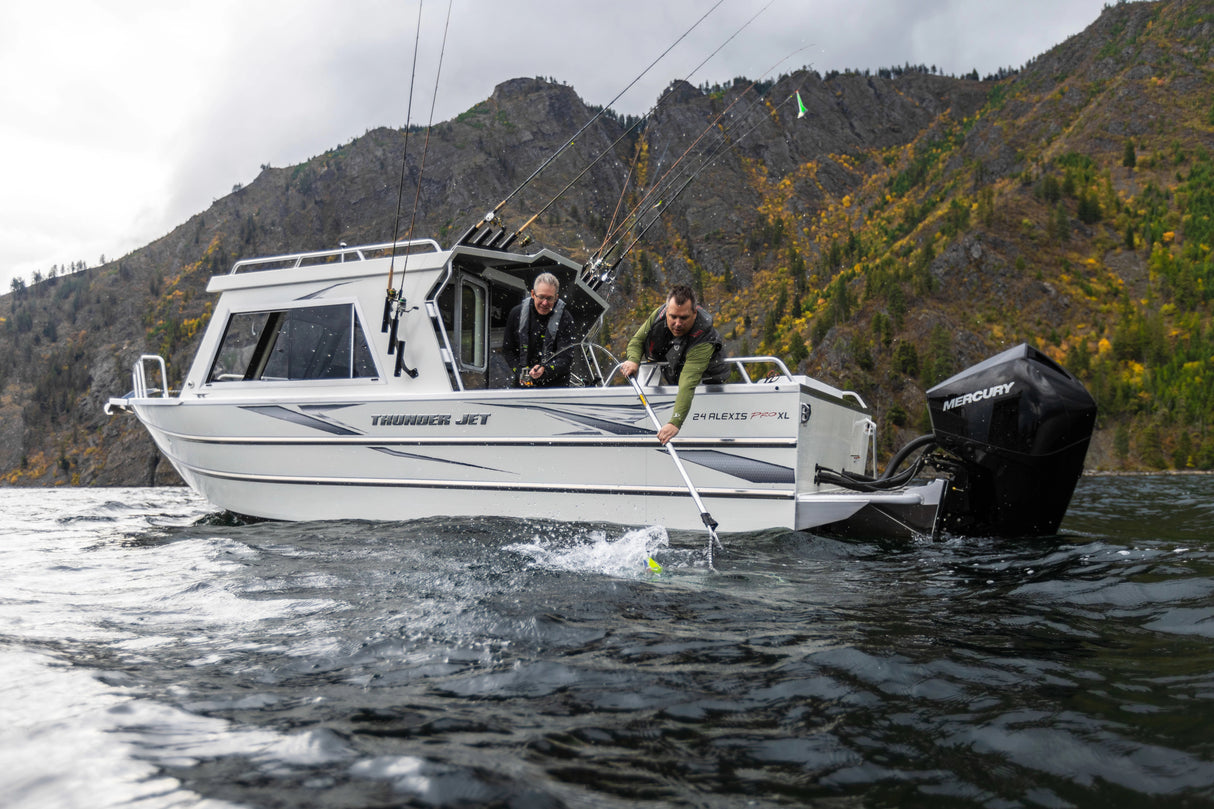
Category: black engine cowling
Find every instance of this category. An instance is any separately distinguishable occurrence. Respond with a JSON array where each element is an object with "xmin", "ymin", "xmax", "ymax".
[{"xmin": 927, "ymin": 344, "xmax": 1097, "ymax": 537}]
